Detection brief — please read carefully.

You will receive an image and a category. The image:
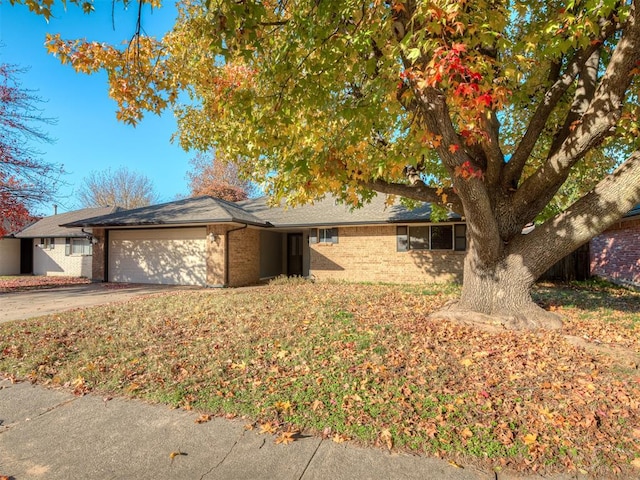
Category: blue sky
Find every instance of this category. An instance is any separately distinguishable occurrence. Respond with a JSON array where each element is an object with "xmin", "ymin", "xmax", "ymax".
[{"xmin": 0, "ymin": 2, "xmax": 194, "ymax": 215}]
